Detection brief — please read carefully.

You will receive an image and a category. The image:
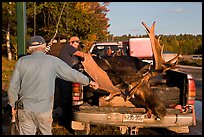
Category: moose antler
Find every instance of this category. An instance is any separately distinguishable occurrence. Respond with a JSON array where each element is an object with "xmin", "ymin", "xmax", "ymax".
[{"xmin": 142, "ymin": 22, "xmax": 181, "ymax": 75}]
